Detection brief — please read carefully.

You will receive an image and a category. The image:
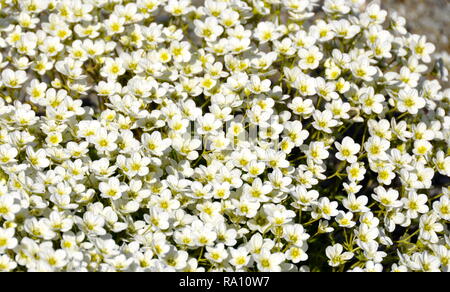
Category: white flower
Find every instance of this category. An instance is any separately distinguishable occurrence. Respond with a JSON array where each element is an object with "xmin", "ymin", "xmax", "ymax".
[
  {"xmin": 232, "ymin": 198, "xmax": 260, "ymax": 218},
  {"xmin": 372, "ymin": 186, "xmax": 402, "ymax": 209},
  {"xmin": 254, "ymin": 249, "xmax": 285, "ymax": 272},
  {"xmin": 99, "ymin": 177, "xmax": 129, "ymax": 200},
  {"xmin": 355, "ymin": 224, "xmax": 379, "ymax": 246},
  {"xmin": 335, "ymin": 137, "xmax": 360, "ymax": 163},
  {"xmin": 413, "ymin": 140, "xmax": 433, "ymax": 157},
  {"xmin": 298, "ymin": 46, "xmax": 323, "ymax": 70},
  {"xmin": 248, "ymin": 75, "xmax": 271, "ymax": 94},
  {"xmin": 26, "ymin": 147, "xmax": 50, "ymax": 169},
  {"xmin": 419, "ymin": 214, "xmax": 444, "ymax": 244},
  {"xmin": 0, "ymin": 144, "xmax": 18, "ymax": 165},
  {"xmin": 286, "ymin": 245, "xmax": 309, "ymax": 264},
  {"xmin": 343, "ymin": 194, "xmax": 369, "ymax": 213},
  {"xmin": 0, "ymin": 228, "xmax": 18, "ymax": 252},
  {"xmin": 27, "ymin": 79, "xmax": 48, "ymax": 105},
  {"xmin": 165, "ymin": 0, "xmax": 192, "ymax": 16},
  {"xmin": 313, "ymin": 197, "xmax": 339, "ymax": 220},
  {"xmin": 402, "ymin": 192, "xmax": 429, "ymax": 219},
  {"xmin": 303, "ymin": 141, "xmax": 329, "ymax": 163},
  {"xmin": 194, "ymin": 17, "xmax": 224, "ymax": 42},
  {"xmin": 229, "ymin": 247, "xmax": 250, "ymax": 268},
  {"xmin": 312, "ymin": 110, "xmax": 338, "ymax": 133},
  {"xmin": 264, "ymin": 204, "xmax": 296, "ymax": 225},
  {"xmin": 365, "ymin": 136, "xmax": 390, "ymax": 160},
  {"xmin": 0, "ymin": 0, "xmax": 446, "ymax": 273},
  {"xmin": 351, "ymin": 58, "xmax": 377, "ymax": 81},
  {"xmin": 93, "ymin": 129, "xmax": 118, "ymax": 153},
  {"xmin": 1, "ymin": 69, "xmax": 28, "ymax": 88},
  {"xmin": 288, "ymin": 96, "xmax": 314, "ymax": 117},
  {"xmin": 293, "ymin": 74, "xmax": 317, "ymax": 96},
  {"xmin": 410, "ymin": 35, "xmax": 435, "ymax": 63},
  {"xmin": 325, "ymin": 244, "xmax": 353, "ymax": 267},
  {"xmin": 397, "ymin": 88, "xmax": 426, "ymax": 114},
  {"xmin": 333, "ymin": 19, "xmax": 360, "ymax": 39},
  {"xmin": 292, "ymin": 186, "xmax": 319, "ymax": 208},
  {"xmin": 433, "ymin": 195, "xmax": 450, "ymax": 221},
  {"xmin": 0, "ymin": 255, "xmax": 17, "ymax": 272},
  {"xmin": 104, "ymin": 14, "xmax": 126, "ymax": 35},
  {"xmin": 101, "ymin": 58, "xmax": 125, "ymax": 79},
  {"xmin": 142, "ymin": 131, "xmax": 171, "ymax": 156},
  {"xmin": 254, "ymin": 22, "xmax": 281, "ymax": 43},
  {"xmin": 360, "ymin": 87, "xmax": 385, "ymax": 114},
  {"xmin": 124, "ymin": 153, "xmax": 151, "ymax": 177},
  {"xmin": 205, "ymin": 243, "xmax": 228, "ymax": 263},
  {"xmin": 361, "ymin": 3, "xmax": 387, "ymax": 25},
  {"xmin": 0, "ymin": 195, "xmax": 21, "ymax": 221},
  {"xmin": 376, "ymin": 166, "xmax": 396, "ymax": 185}
]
